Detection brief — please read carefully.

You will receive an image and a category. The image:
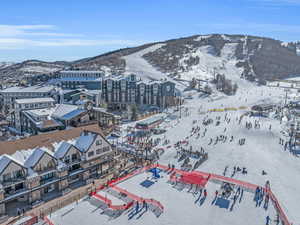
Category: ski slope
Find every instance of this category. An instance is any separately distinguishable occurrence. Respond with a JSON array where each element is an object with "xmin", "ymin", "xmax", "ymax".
[
  {"xmin": 155, "ymin": 85, "xmax": 299, "ymax": 223},
  {"xmin": 50, "ymin": 169, "xmax": 277, "ymax": 225},
  {"xmin": 45, "ymin": 76, "xmax": 300, "ymax": 225},
  {"xmin": 122, "ymin": 44, "xmax": 188, "ymax": 91}
]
